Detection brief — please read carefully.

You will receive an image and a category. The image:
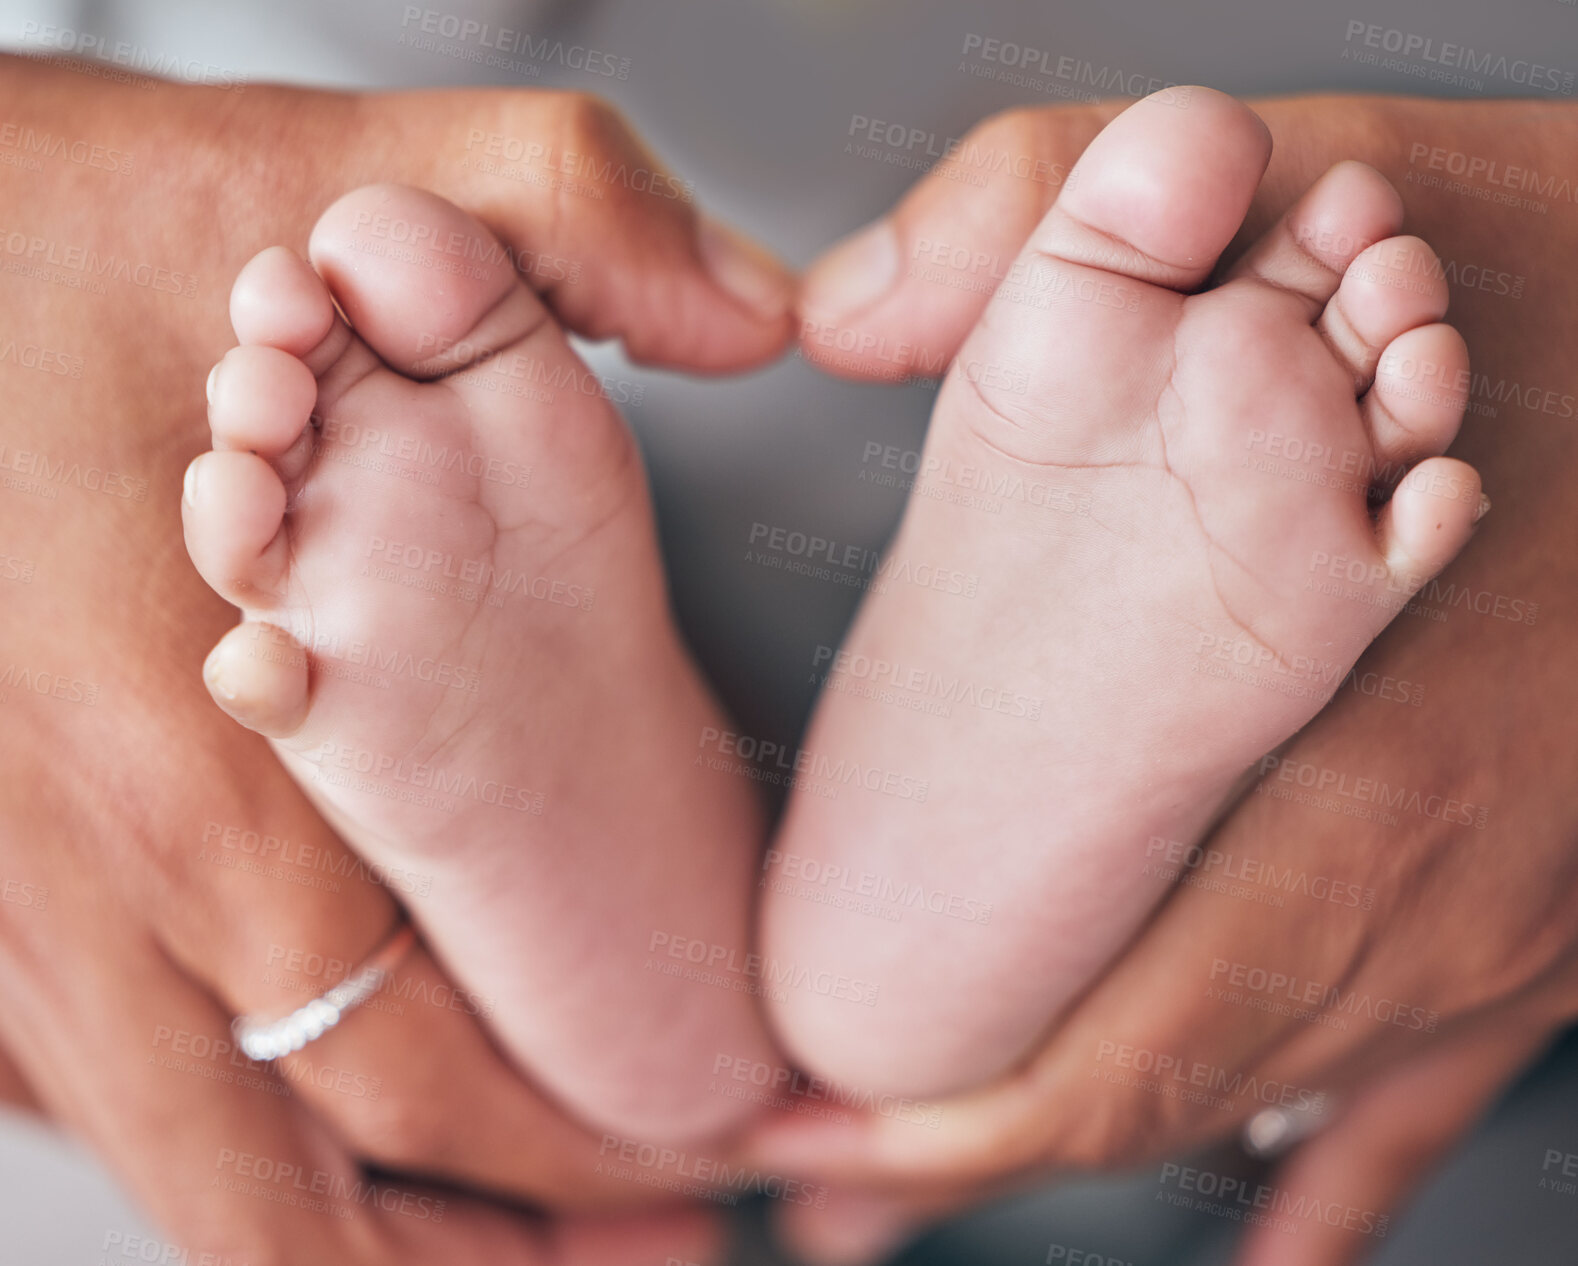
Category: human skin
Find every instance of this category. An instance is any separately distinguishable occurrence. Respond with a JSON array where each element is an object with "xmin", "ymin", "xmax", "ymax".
[
  {"xmin": 748, "ymin": 94, "xmax": 1578, "ymax": 1266},
  {"xmin": 2, "ymin": 52, "xmax": 1575, "ymax": 1264},
  {"xmin": 763, "ymin": 89, "xmax": 1485, "ymax": 1099},
  {"xmin": 183, "ymin": 183, "xmax": 779, "ymax": 1142},
  {"xmin": 0, "ymin": 54, "xmax": 792, "ymax": 1263}
]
